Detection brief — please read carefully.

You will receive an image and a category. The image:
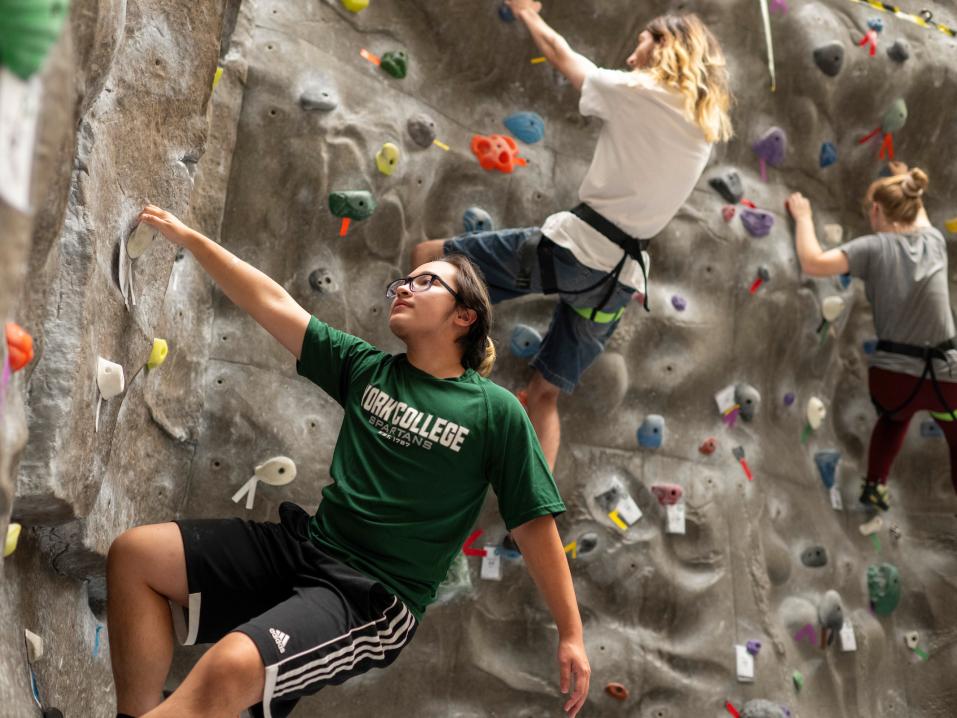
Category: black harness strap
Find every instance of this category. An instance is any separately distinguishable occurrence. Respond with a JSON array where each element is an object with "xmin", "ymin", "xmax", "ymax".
[{"xmin": 871, "ymin": 338, "xmax": 957, "ymax": 418}]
